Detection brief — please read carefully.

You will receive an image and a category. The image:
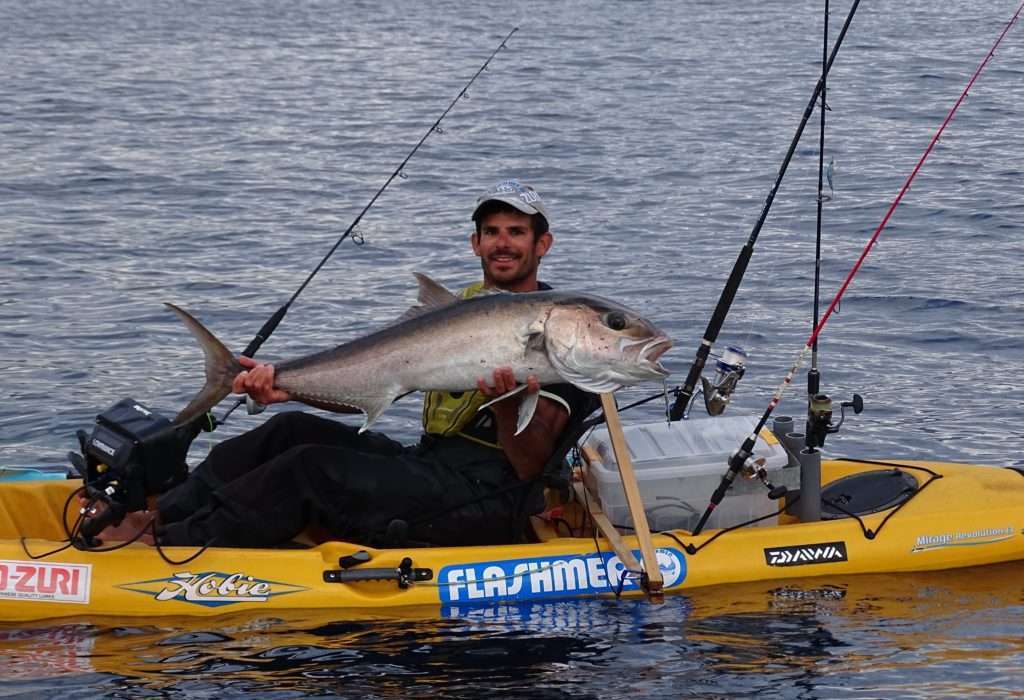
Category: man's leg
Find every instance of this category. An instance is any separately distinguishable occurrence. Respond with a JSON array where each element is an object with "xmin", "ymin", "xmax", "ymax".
[
  {"xmin": 157, "ymin": 412, "xmax": 404, "ymax": 524},
  {"xmin": 156, "ymin": 443, "xmax": 524, "ymax": 548}
]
